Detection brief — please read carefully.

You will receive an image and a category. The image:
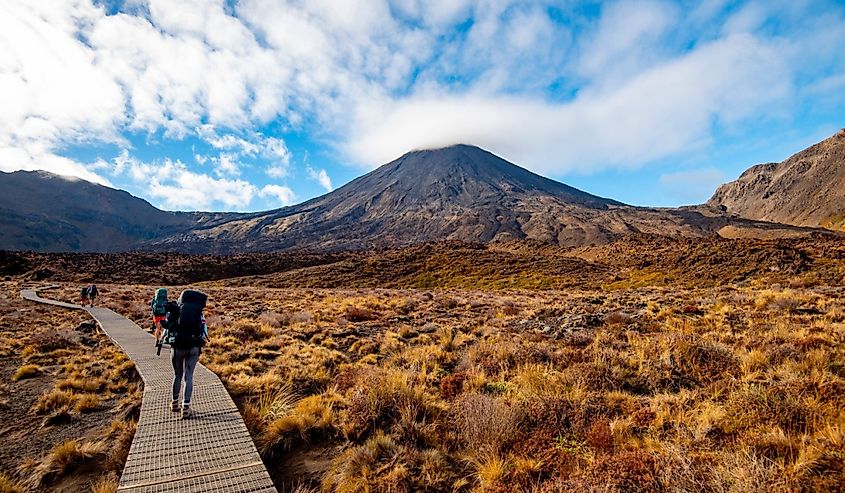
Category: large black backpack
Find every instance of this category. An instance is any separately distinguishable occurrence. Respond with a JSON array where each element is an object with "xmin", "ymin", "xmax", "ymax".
[{"xmin": 171, "ymin": 290, "xmax": 207, "ymax": 350}]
